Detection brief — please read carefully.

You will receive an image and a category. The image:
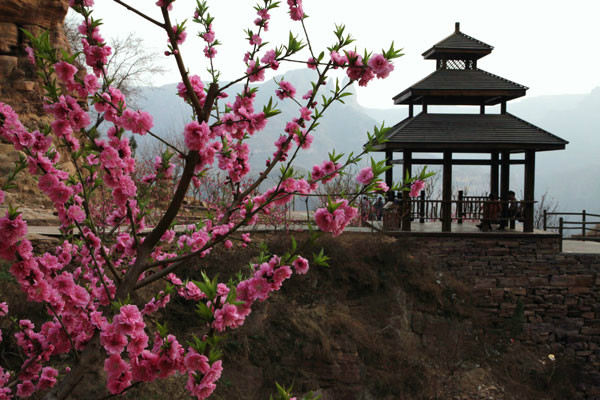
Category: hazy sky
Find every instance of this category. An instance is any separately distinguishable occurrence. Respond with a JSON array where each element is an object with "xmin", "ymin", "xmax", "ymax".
[{"xmin": 84, "ymin": 0, "xmax": 600, "ymax": 108}]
